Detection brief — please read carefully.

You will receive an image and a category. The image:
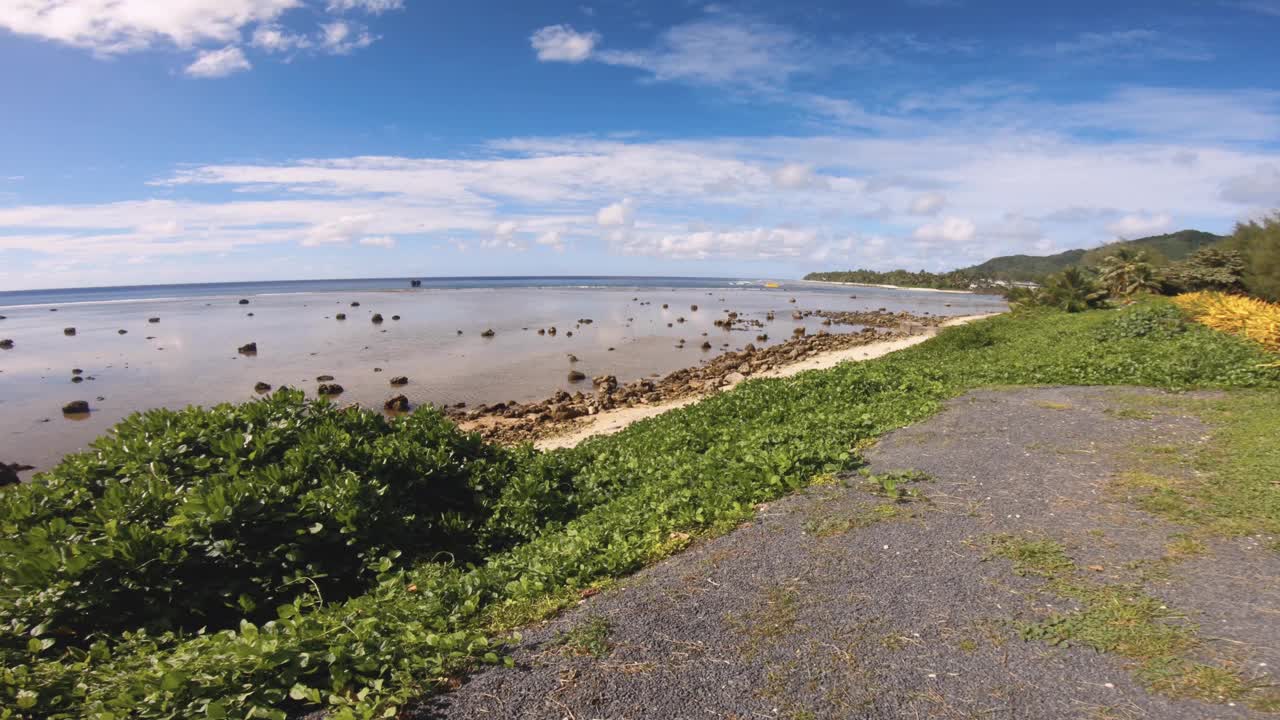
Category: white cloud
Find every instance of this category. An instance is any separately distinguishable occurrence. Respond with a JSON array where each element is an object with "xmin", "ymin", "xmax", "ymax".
[
  {"xmin": 596, "ymin": 199, "xmax": 635, "ymax": 226},
  {"xmin": 185, "ymin": 46, "xmax": 252, "ymax": 78},
  {"xmin": 1029, "ymin": 29, "xmax": 1212, "ymax": 62},
  {"xmin": 772, "ymin": 163, "xmax": 827, "ymax": 190},
  {"xmin": 530, "ymin": 25, "xmax": 600, "ymax": 62},
  {"xmin": 1220, "ymin": 164, "xmax": 1280, "ymax": 205},
  {"xmin": 909, "ymin": 192, "xmax": 946, "ymax": 215},
  {"xmin": 327, "ymin": 0, "xmax": 403, "ymax": 13},
  {"xmin": 536, "ymin": 230, "xmax": 566, "ymax": 252},
  {"xmin": 318, "ymin": 21, "xmax": 374, "ymax": 54},
  {"xmin": 1106, "ymin": 213, "xmax": 1173, "ymax": 238},
  {"xmin": 303, "ymin": 213, "xmax": 374, "ymax": 246},
  {"xmin": 615, "ymin": 227, "xmax": 820, "ymax": 261},
  {"xmin": 358, "ymin": 235, "xmax": 395, "ymax": 248},
  {"xmin": 913, "ymin": 217, "xmax": 976, "ymax": 243},
  {"xmin": 0, "ymin": 0, "xmax": 299, "ymax": 54},
  {"xmin": 251, "ymin": 24, "xmax": 311, "ymax": 52}
]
